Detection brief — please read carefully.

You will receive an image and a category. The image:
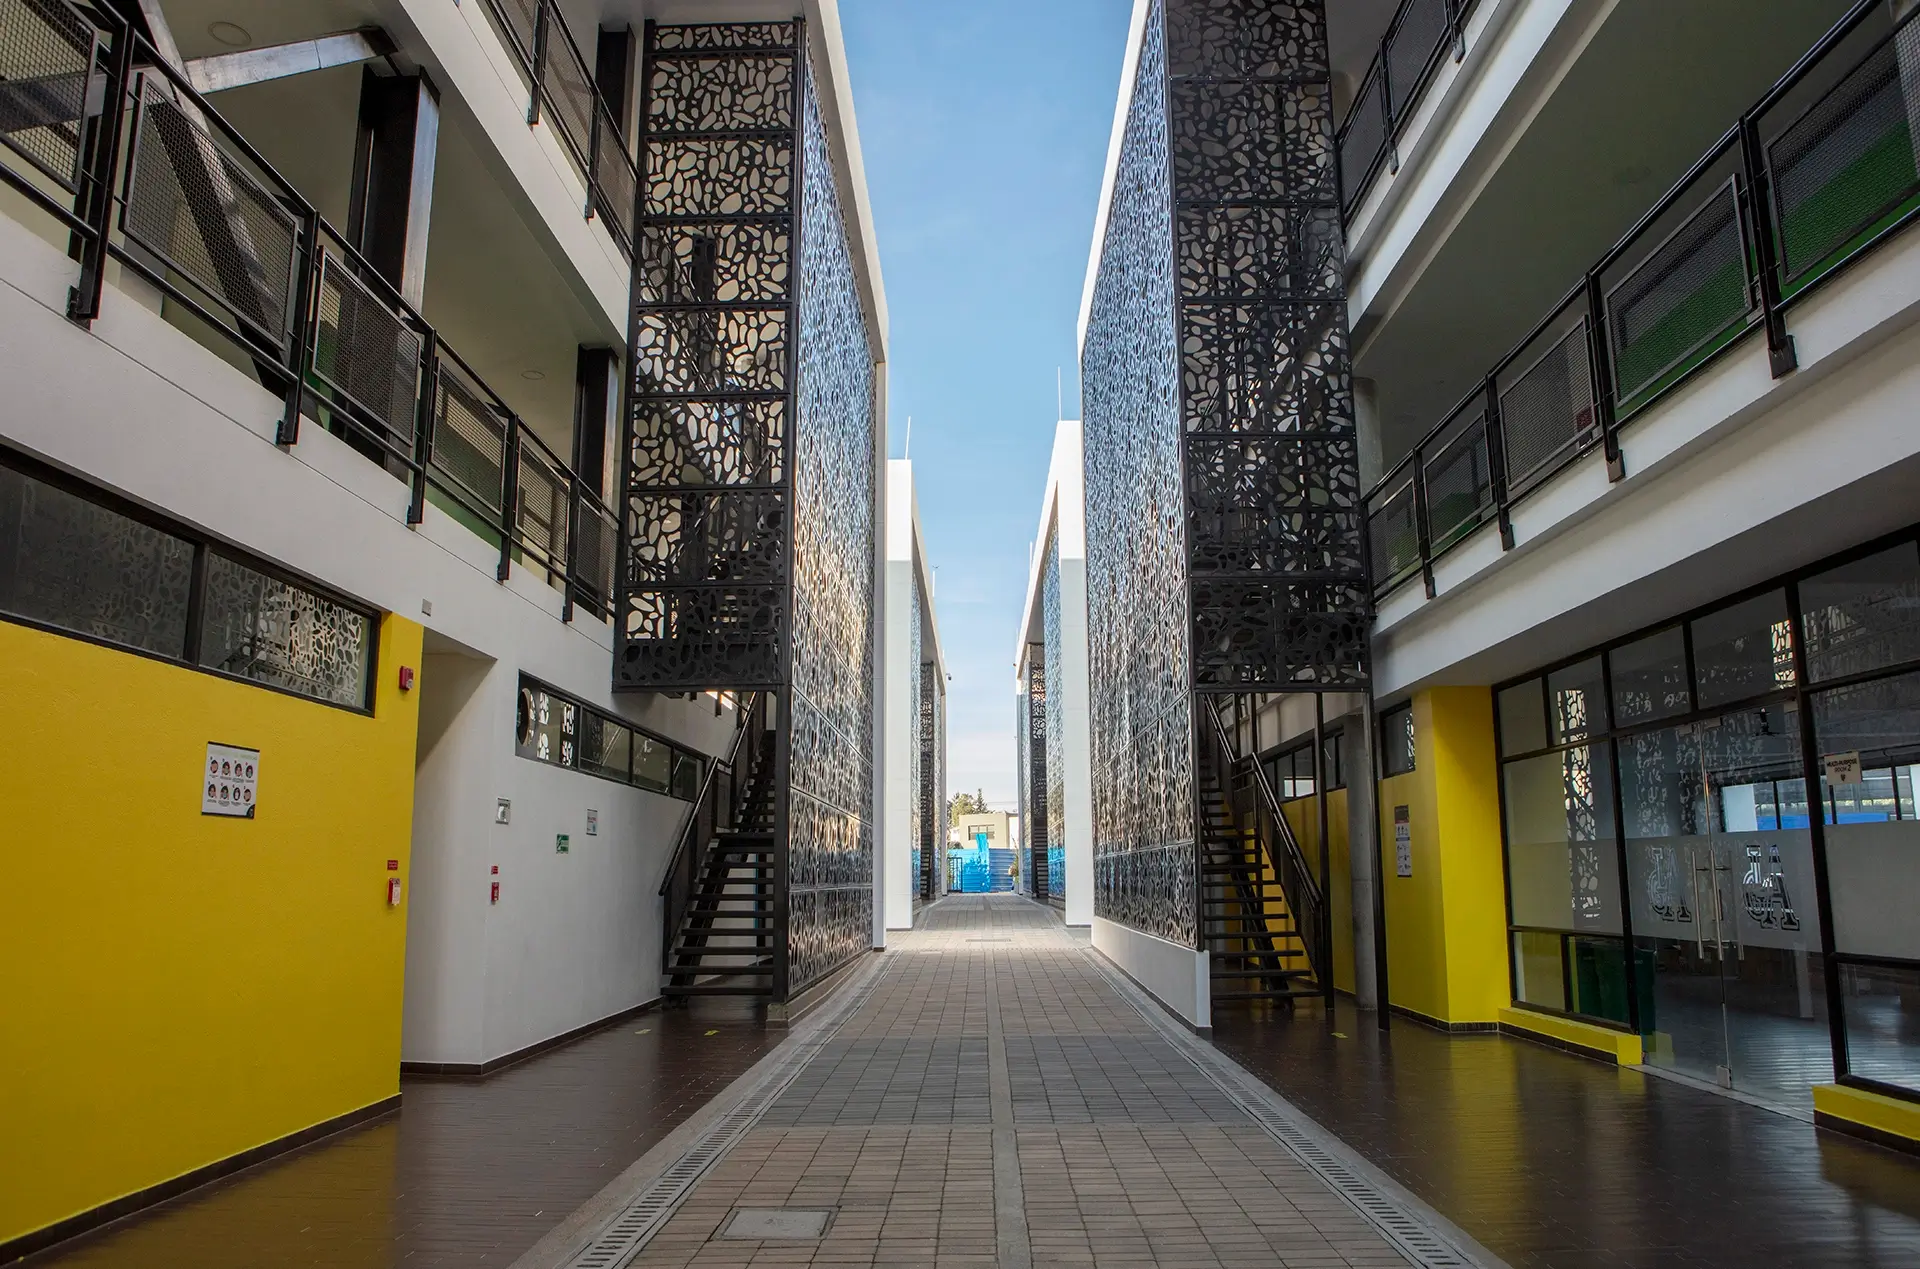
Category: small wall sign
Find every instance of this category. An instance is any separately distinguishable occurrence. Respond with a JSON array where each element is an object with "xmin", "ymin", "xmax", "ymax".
[
  {"xmin": 586, "ymin": 809, "xmax": 599, "ymax": 836},
  {"xmin": 203, "ymin": 743, "xmax": 259, "ymax": 818},
  {"xmin": 1824, "ymin": 751, "xmax": 1863, "ymax": 786},
  {"xmin": 495, "ymin": 798, "xmax": 512, "ymax": 825},
  {"xmin": 556, "ymin": 833, "xmax": 570, "ymax": 854},
  {"xmin": 1394, "ymin": 805, "xmax": 1412, "ymax": 878}
]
